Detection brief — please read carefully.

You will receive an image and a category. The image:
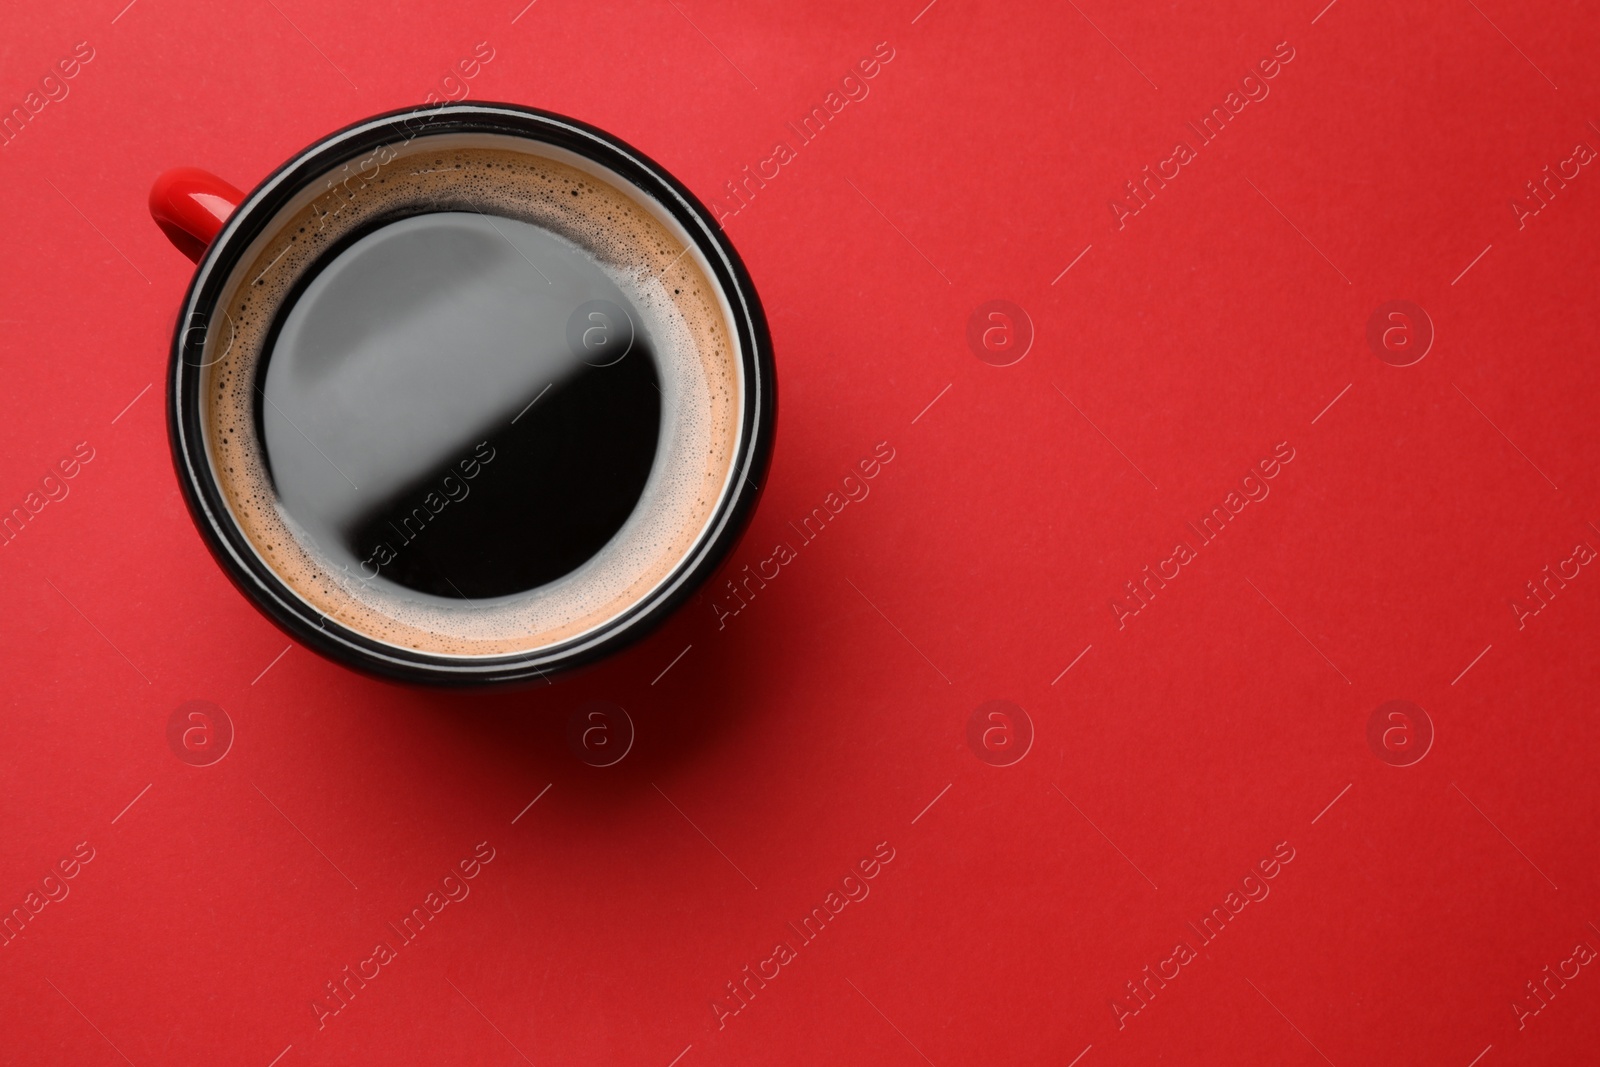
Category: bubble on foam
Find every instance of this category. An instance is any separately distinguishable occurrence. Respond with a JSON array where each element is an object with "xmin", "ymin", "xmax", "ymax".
[{"xmin": 203, "ymin": 141, "xmax": 742, "ymax": 656}]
